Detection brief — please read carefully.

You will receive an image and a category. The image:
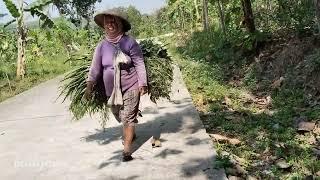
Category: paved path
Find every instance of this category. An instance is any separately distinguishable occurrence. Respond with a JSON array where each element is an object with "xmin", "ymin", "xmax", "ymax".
[{"xmin": 0, "ymin": 66, "xmax": 227, "ymax": 180}]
